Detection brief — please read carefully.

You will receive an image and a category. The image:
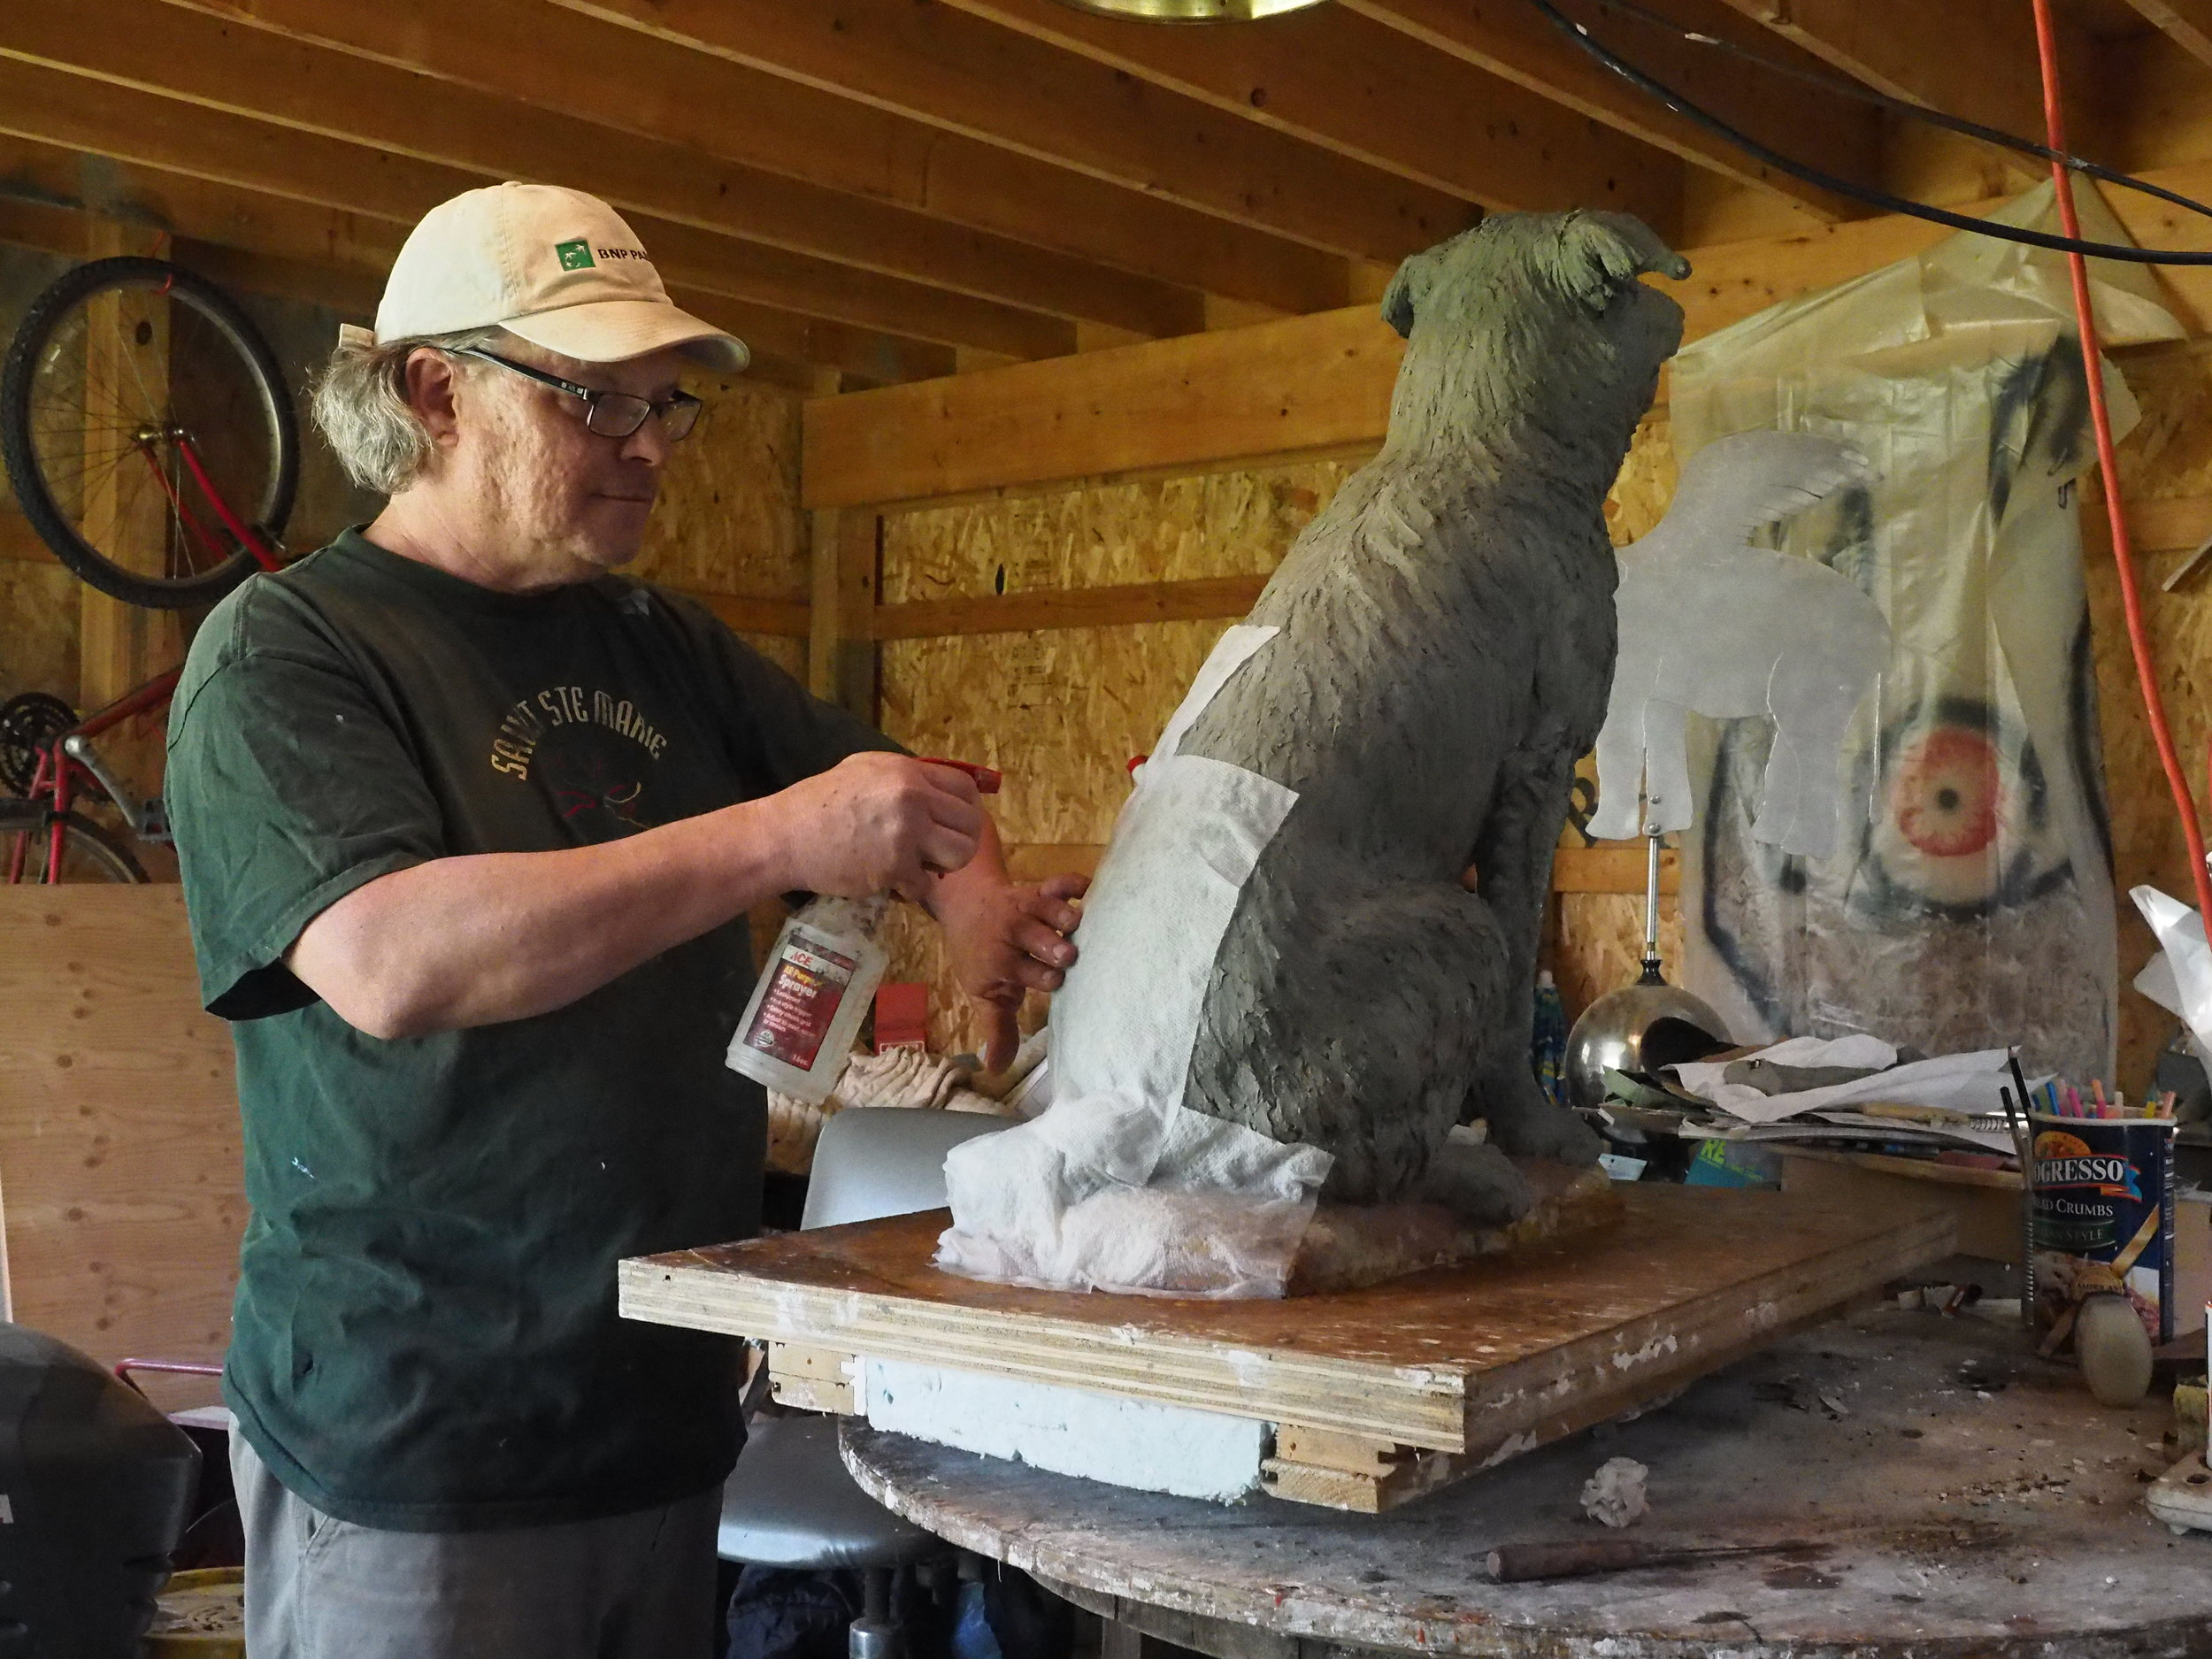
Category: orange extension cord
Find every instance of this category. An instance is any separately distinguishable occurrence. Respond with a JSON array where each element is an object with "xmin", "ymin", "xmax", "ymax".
[{"xmin": 2027, "ymin": 0, "xmax": 2212, "ymax": 926}]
